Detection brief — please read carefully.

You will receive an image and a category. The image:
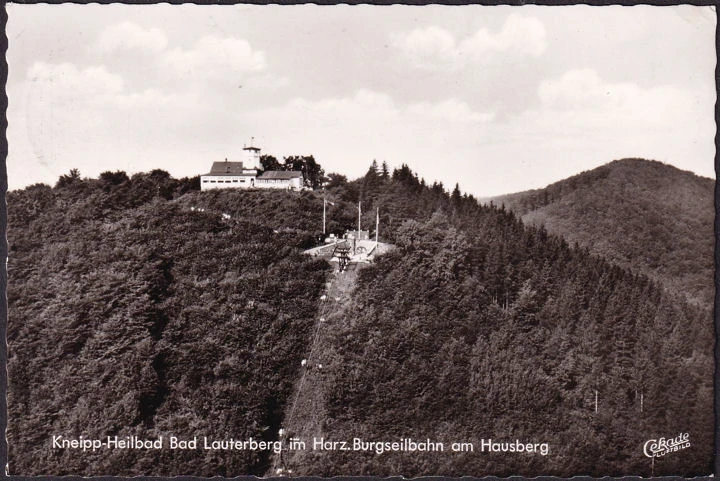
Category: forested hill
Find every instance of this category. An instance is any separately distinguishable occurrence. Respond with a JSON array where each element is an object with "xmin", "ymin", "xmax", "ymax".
[
  {"xmin": 6, "ymin": 164, "xmax": 713, "ymax": 477},
  {"xmin": 492, "ymin": 158, "xmax": 714, "ymax": 305},
  {"xmin": 293, "ymin": 164, "xmax": 713, "ymax": 477},
  {"xmin": 7, "ymin": 172, "xmax": 355, "ymax": 476}
]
